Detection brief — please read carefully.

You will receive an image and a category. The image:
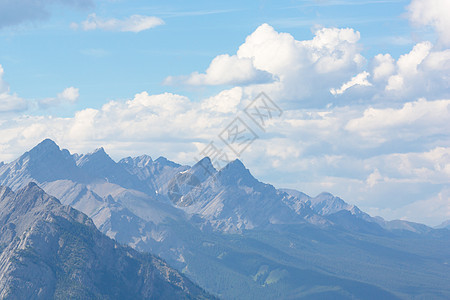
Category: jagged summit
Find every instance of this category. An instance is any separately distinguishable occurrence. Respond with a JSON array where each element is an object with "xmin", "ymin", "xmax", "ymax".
[
  {"xmin": 119, "ymin": 155, "xmax": 153, "ymax": 168},
  {"xmin": 310, "ymin": 192, "xmax": 353, "ymax": 216},
  {"xmin": 13, "ymin": 181, "xmax": 61, "ymax": 209},
  {"xmin": 23, "ymin": 181, "xmax": 39, "ymax": 190},
  {"xmin": 225, "ymin": 158, "xmax": 246, "ymax": 169},
  {"xmin": 155, "ymin": 156, "xmax": 181, "ymax": 168},
  {"xmin": 27, "ymin": 138, "xmax": 68, "ymax": 159},
  {"xmin": 76, "ymin": 147, "xmax": 118, "ymax": 174},
  {"xmin": 75, "ymin": 147, "xmax": 154, "ymax": 193},
  {"xmin": 315, "ymin": 192, "xmax": 335, "ymax": 198},
  {"xmin": 30, "ymin": 138, "xmax": 59, "ymax": 151},
  {"xmin": 93, "ymin": 146, "xmax": 106, "ymax": 154},
  {"xmin": 217, "ymin": 158, "xmax": 258, "ymax": 186},
  {"xmin": 0, "ymin": 139, "xmax": 83, "ymax": 188},
  {"xmin": 77, "ymin": 147, "xmax": 115, "ymax": 166},
  {"xmin": 190, "ymin": 157, "xmax": 216, "ymax": 181},
  {"xmin": 194, "ymin": 156, "xmax": 213, "ymax": 167}
]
